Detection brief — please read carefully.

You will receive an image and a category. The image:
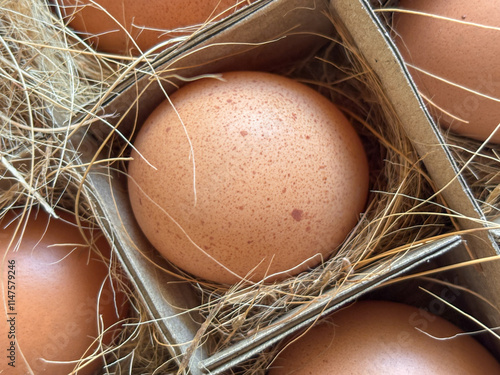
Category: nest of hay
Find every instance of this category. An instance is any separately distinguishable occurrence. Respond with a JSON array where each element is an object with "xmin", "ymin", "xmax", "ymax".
[
  {"xmin": 0, "ymin": 0, "xmax": 466, "ymax": 374},
  {"xmin": 0, "ymin": 0, "xmax": 119, "ymax": 217},
  {"xmin": 445, "ymin": 134, "xmax": 500, "ymax": 222}
]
